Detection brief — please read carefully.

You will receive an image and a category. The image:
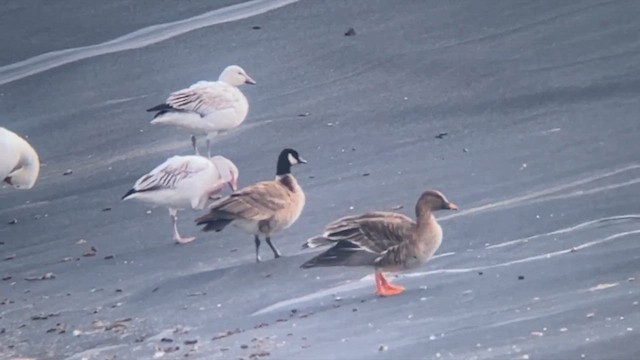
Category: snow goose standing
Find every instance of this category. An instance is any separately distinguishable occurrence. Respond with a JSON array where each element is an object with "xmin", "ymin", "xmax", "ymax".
[
  {"xmin": 122, "ymin": 155, "xmax": 239, "ymax": 244},
  {"xmin": 195, "ymin": 148, "xmax": 307, "ymax": 262},
  {"xmin": 147, "ymin": 65, "xmax": 256, "ymax": 157},
  {"xmin": 301, "ymin": 190, "xmax": 458, "ymax": 296},
  {"xmin": 0, "ymin": 126, "xmax": 40, "ymax": 190}
]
